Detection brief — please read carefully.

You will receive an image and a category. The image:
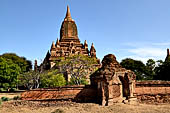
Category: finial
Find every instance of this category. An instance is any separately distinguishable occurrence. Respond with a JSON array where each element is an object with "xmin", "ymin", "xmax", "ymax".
[{"xmin": 65, "ymin": 5, "xmax": 72, "ymax": 20}]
